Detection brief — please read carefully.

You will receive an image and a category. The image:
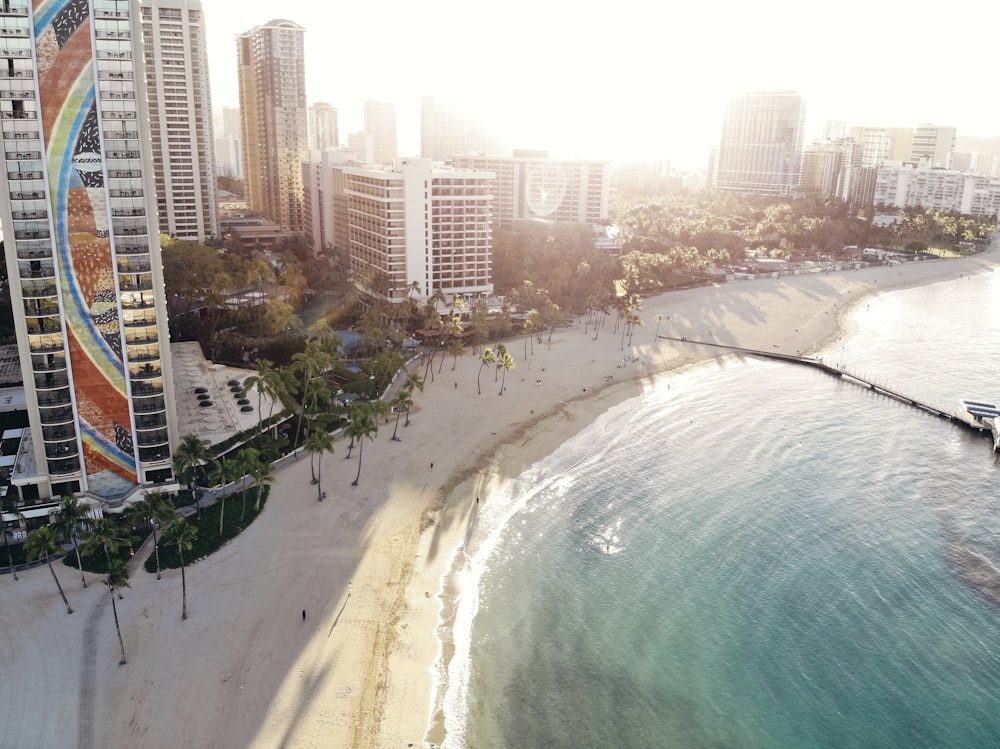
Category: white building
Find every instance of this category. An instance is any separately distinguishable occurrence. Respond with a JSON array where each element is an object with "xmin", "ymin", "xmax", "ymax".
[
  {"xmin": 911, "ymin": 125, "xmax": 956, "ymax": 169},
  {"xmin": 343, "ymin": 159, "xmax": 494, "ymax": 303},
  {"xmin": 447, "ymin": 151, "xmax": 610, "ymax": 229},
  {"xmin": 874, "ymin": 162, "xmax": 1000, "ymax": 218},
  {"xmin": 420, "ymin": 95, "xmax": 506, "ymax": 161},
  {"xmin": 363, "ymin": 100, "xmax": 397, "ymax": 166},
  {"xmin": 141, "ymin": 0, "xmax": 220, "ymax": 241}
]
